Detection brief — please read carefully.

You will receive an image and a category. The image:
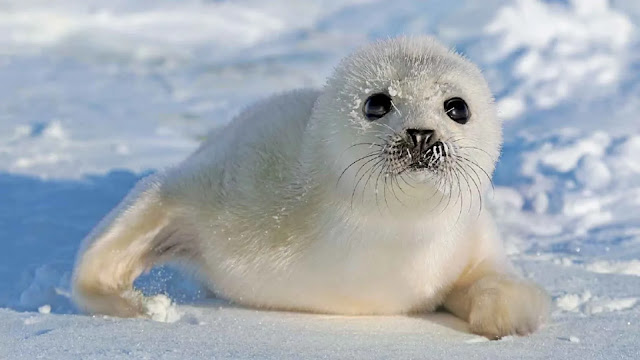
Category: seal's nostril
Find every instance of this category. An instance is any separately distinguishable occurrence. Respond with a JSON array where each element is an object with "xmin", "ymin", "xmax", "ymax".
[{"xmin": 406, "ymin": 129, "xmax": 435, "ymax": 149}]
